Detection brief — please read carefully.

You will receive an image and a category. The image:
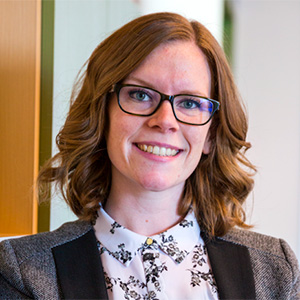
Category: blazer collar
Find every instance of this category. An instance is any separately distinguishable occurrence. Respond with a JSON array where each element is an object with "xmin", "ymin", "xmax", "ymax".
[
  {"xmin": 52, "ymin": 227, "xmax": 255, "ymax": 300},
  {"xmin": 52, "ymin": 229, "xmax": 108, "ymax": 299},
  {"xmin": 202, "ymin": 232, "xmax": 256, "ymax": 300}
]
